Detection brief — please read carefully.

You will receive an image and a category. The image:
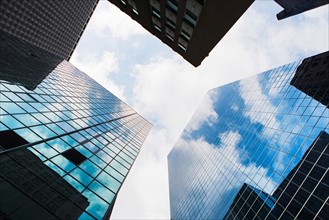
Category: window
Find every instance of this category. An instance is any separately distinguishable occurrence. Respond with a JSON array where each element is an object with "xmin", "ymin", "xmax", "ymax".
[
  {"xmin": 167, "ymin": 0, "xmax": 178, "ymax": 11},
  {"xmin": 0, "ymin": 130, "xmax": 29, "ymax": 150},
  {"xmin": 62, "ymin": 148, "xmax": 87, "ymax": 165}
]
